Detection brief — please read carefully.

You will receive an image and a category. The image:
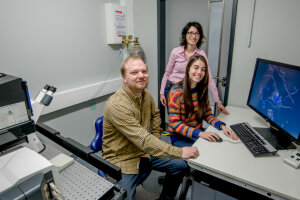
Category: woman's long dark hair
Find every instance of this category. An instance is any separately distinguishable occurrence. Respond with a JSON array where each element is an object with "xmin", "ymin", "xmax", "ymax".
[
  {"xmin": 180, "ymin": 21, "xmax": 205, "ymax": 48},
  {"xmin": 183, "ymin": 55, "xmax": 209, "ymax": 119}
]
